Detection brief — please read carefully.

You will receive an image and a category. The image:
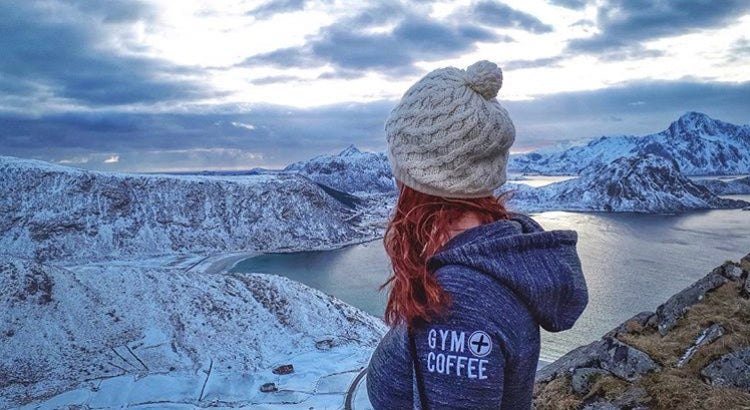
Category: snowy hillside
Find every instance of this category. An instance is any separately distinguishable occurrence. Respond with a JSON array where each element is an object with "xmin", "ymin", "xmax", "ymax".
[
  {"xmin": 0, "ymin": 255, "xmax": 386, "ymax": 408},
  {"xmin": 284, "ymin": 145, "xmax": 396, "ymax": 194},
  {"xmin": 502, "ymin": 154, "xmax": 749, "ymax": 213},
  {"xmin": 0, "ymin": 155, "xmax": 378, "ymax": 264},
  {"xmin": 693, "ymin": 176, "xmax": 750, "ymax": 195},
  {"xmin": 509, "ymin": 112, "xmax": 750, "ymax": 176}
]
